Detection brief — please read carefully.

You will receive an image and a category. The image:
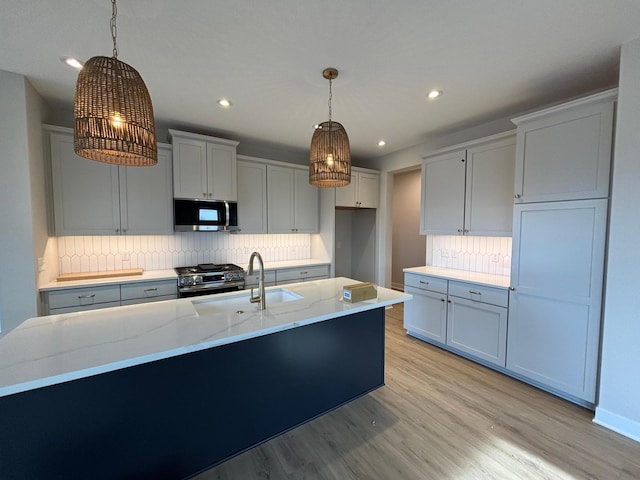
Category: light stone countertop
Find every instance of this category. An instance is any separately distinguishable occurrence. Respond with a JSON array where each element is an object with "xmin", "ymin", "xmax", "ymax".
[
  {"xmin": 39, "ymin": 259, "xmax": 330, "ymax": 291},
  {"xmin": 38, "ymin": 269, "xmax": 178, "ymax": 291},
  {"xmin": 403, "ymin": 266, "xmax": 511, "ymax": 289},
  {"xmin": 1, "ymin": 277, "xmax": 410, "ymax": 398}
]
